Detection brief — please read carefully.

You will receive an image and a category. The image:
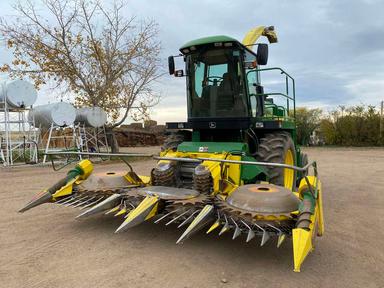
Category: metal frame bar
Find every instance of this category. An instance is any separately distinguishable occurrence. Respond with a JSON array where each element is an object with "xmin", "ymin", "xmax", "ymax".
[
  {"xmin": 44, "ymin": 151, "xmax": 317, "ymax": 175},
  {"xmin": 0, "ymin": 88, "xmax": 38, "ymax": 166},
  {"xmin": 154, "ymin": 156, "xmax": 319, "ymax": 198},
  {"xmin": 43, "ymin": 151, "xmax": 319, "ymax": 198},
  {"xmin": 42, "ymin": 124, "xmax": 79, "ymax": 164},
  {"xmin": 45, "ymin": 151, "xmax": 152, "ymax": 157},
  {"xmin": 45, "ymin": 151, "xmax": 153, "ymax": 171},
  {"xmin": 154, "ymin": 156, "xmax": 316, "ymax": 174}
]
